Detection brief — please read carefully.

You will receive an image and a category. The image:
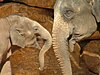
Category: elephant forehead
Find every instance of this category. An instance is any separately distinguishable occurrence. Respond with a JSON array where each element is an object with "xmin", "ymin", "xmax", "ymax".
[
  {"xmin": 23, "ymin": 17, "xmax": 38, "ymax": 28},
  {"xmin": 61, "ymin": 0, "xmax": 87, "ymax": 12},
  {"xmin": 19, "ymin": 21, "xmax": 33, "ymax": 30},
  {"xmin": 31, "ymin": 21, "xmax": 40, "ymax": 27}
]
